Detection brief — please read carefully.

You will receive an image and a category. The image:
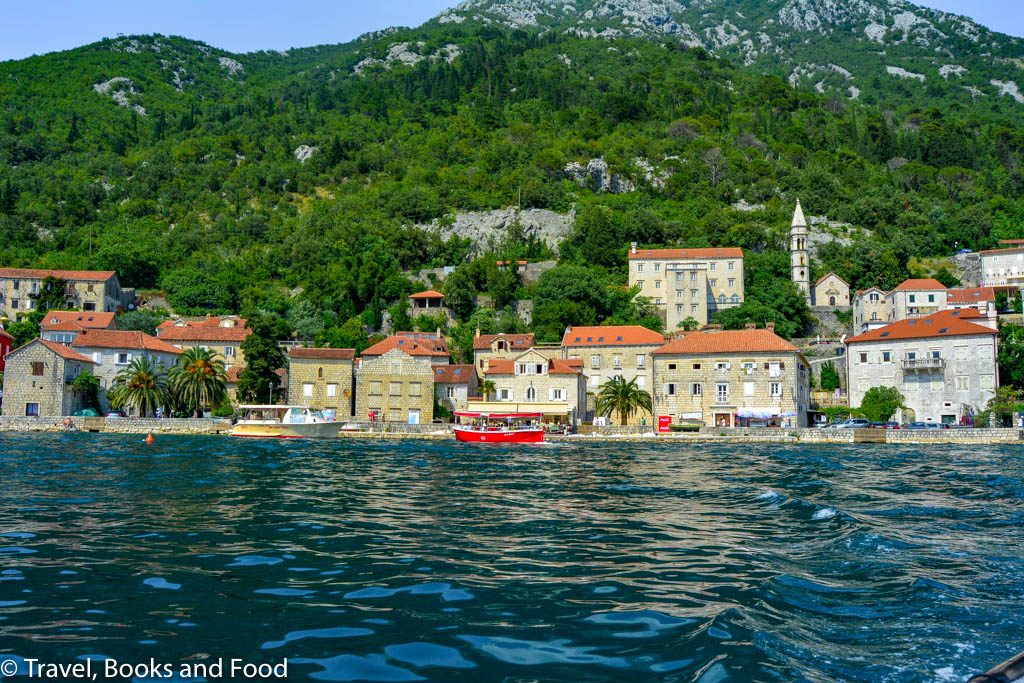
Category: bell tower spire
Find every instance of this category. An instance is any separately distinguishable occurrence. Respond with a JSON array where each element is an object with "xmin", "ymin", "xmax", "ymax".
[{"xmin": 790, "ymin": 200, "xmax": 811, "ymax": 303}]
